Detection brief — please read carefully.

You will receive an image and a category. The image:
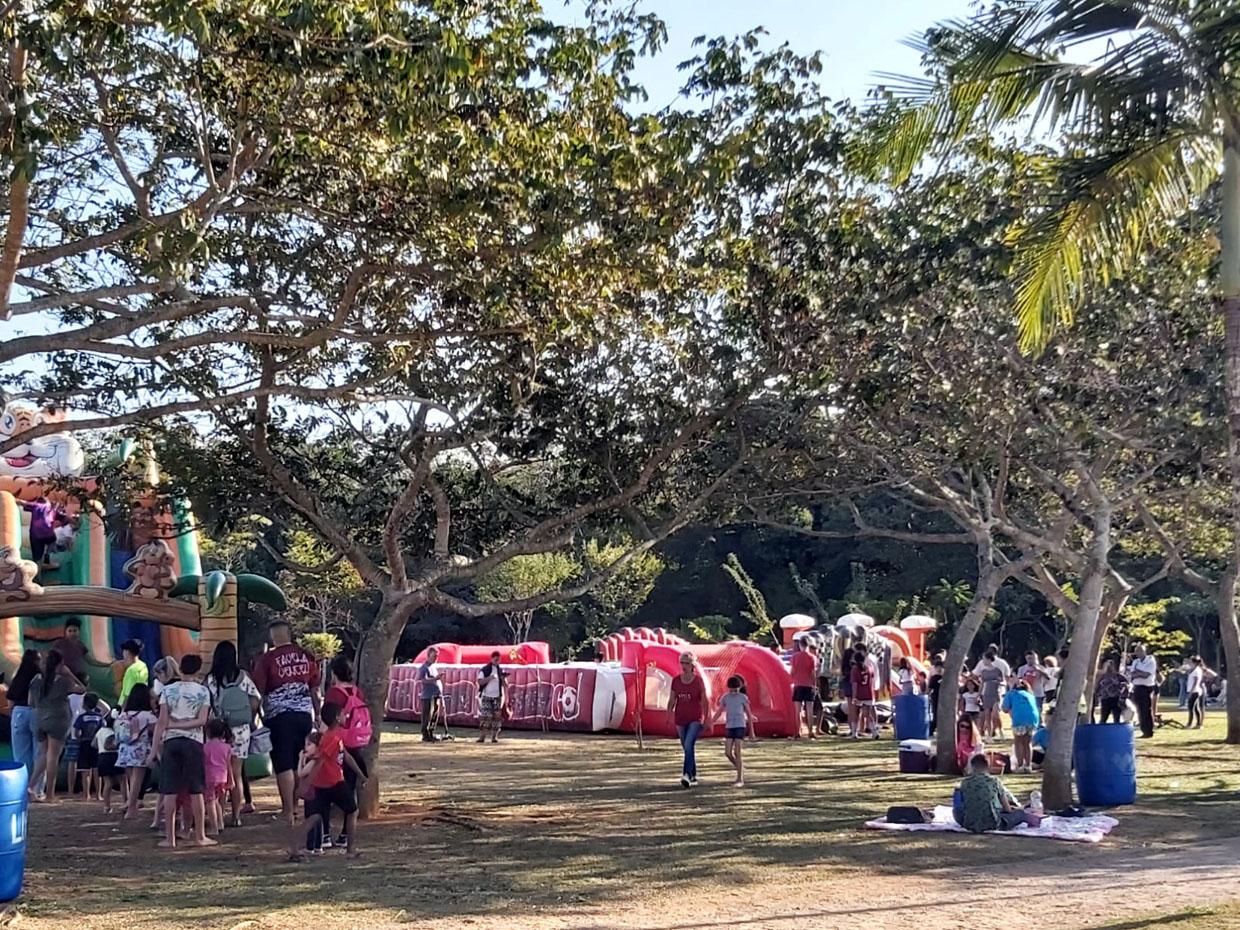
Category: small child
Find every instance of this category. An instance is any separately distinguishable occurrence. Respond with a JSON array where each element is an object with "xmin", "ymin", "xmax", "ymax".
[
  {"xmin": 72, "ymin": 693, "xmax": 108, "ymax": 802},
  {"xmin": 95, "ymin": 710, "xmax": 121, "ymax": 814},
  {"xmin": 203, "ymin": 719, "xmax": 235, "ymax": 837},
  {"xmin": 713, "ymin": 675, "xmax": 753, "ymax": 788},
  {"xmin": 960, "ymin": 678, "xmax": 983, "ymax": 719},
  {"xmin": 289, "ymin": 703, "xmax": 365, "ymax": 861},
  {"xmin": 299, "ymin": 730, "xmax": 324, "ymax": 853}
]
